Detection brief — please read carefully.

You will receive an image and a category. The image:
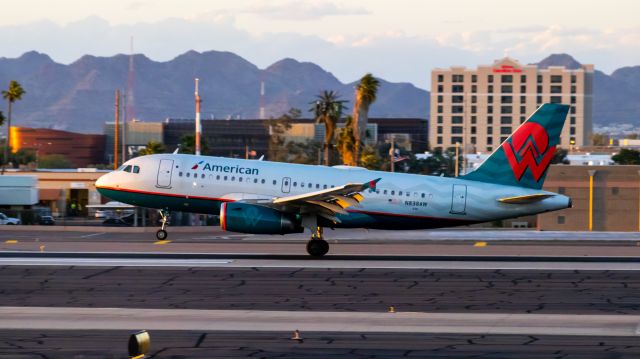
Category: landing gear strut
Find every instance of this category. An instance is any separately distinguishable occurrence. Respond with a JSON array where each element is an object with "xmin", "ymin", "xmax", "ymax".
[
  {"xmin": 156, "ymin": 209, "xmax": 169, "ymax": 240},
  {"xmin": 306, "ymin": 226, "xmax": 329, "ymax": 257}
]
